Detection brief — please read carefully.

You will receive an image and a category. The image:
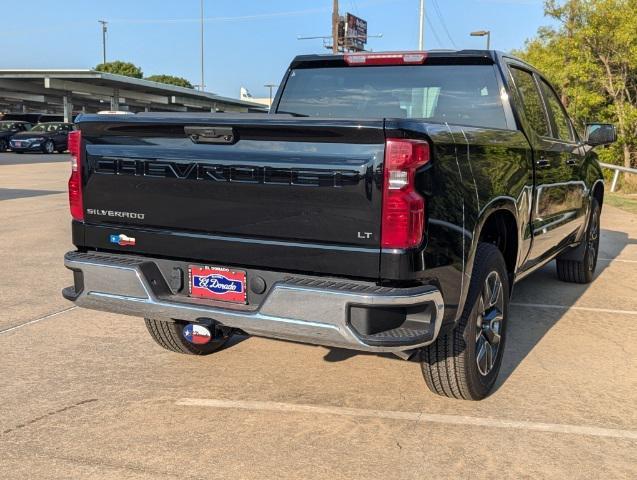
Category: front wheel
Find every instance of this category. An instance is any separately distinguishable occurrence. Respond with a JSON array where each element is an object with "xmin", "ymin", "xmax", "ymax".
[
  {"xmin": 0, "ymin": 139, "xmax": 7, "ymax": 152},
  {"xmin": 144, "ymin": 318, "xmax": 232, "ymax": 355},
  {"xmin": 420, "ymin": 243, "xmax": 509, "ymax": 400},
  {"xmin": 556, "ymin": 198, "xmax": 601, "ymax": 284}
]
